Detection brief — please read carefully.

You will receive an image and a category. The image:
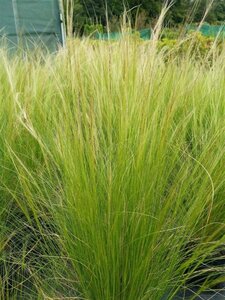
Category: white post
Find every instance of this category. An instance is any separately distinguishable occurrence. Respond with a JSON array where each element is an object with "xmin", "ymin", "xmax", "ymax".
[
  {"xmin": 59, "ymin": 0, "xmax": 66, "ymax": 48},
  {"xmin": 12, "ymin": 0, "xmax": 20, "ymax": 44}
]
